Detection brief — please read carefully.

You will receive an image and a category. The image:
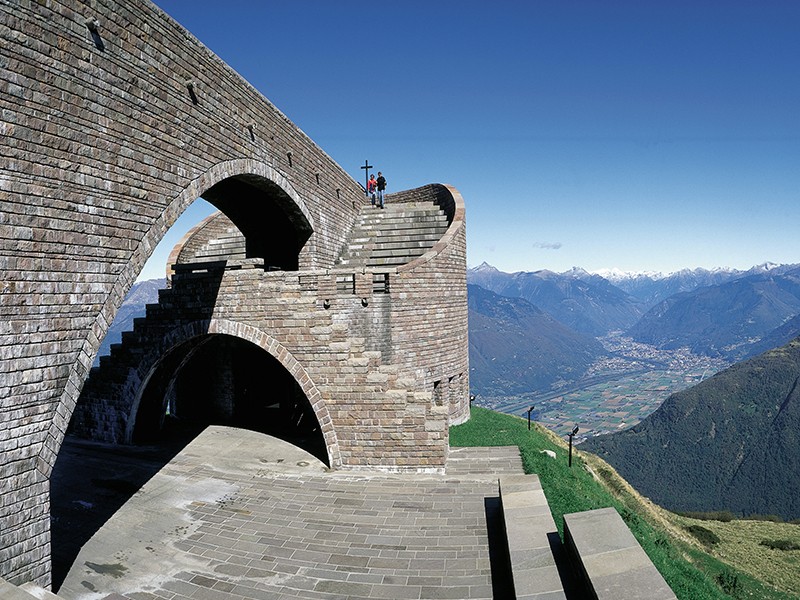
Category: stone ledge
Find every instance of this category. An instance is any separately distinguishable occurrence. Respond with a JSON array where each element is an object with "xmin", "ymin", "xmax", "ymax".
[
  {"xmin": 563, "ymin": 507, "xmax": 677, "ymax": 600},
  {"xmin": 0, "ymin": 579, "xmax": 64, "ymax": 600},
  {"xmin": 498, "ymin": 474, "xmax": 567, "ymax": 600}
]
